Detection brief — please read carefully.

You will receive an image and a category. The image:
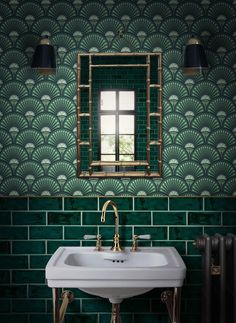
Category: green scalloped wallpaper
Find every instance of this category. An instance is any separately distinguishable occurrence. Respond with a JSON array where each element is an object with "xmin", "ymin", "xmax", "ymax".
[{"xmin": 0, "ymin": 0, "xmax": 236, "ymax": 196}]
